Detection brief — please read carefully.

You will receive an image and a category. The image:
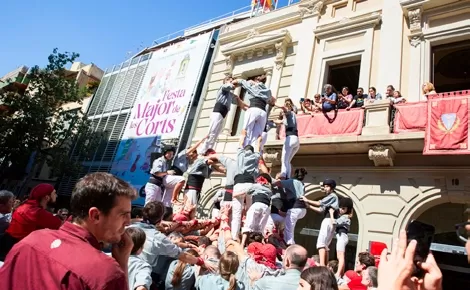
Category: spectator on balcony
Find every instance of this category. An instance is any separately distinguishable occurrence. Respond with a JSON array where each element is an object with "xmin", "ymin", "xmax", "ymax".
[
  {"xmin": 422, "ymin": 81, "xmax": 437, "ymax": 99},
  {"xmin": 312, "ymin": 94, "xmax": 323, "ymax": 113},
  {"xmin": 389, "ymin": 90, "xmax": 406, "ymax": 104},
  {"xmin": 347, "ymin": 88, "xmax": 367, "ymax": 110},
  {"xmin": 322, "ymin": 84, "xmax": 338, "ymax": 113},
  {"xmin": 385, "ymin": 85, "xmax": 395, "ymax": 98},
  {"xmin": 299, "ymin": 98, "xmax": 314, "ymax": 114},
  {"xmin": 366, "ymin": 87, "xmax": 382, "ymax": 104},
  {"xmin": 337, "ymin": 87, "xmax": 353, "ymax": 109}
]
